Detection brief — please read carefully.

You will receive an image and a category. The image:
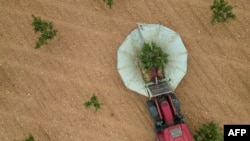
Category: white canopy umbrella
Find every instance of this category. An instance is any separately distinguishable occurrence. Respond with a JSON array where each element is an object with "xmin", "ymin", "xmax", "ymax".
[{"xmin": 117, "ymin": 23, "xmax": 188, "ymax": 97}]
